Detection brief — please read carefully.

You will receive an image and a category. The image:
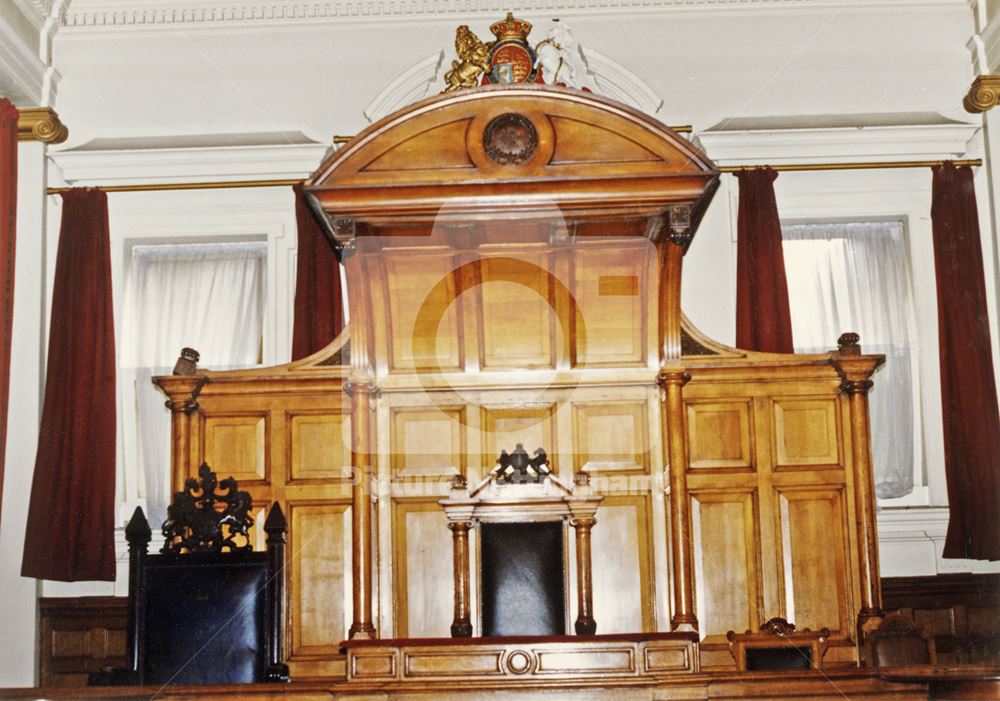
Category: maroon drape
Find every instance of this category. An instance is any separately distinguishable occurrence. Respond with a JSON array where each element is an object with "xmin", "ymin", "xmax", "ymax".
[
  {"xmin": 22, "ymin": 189, "xmax": 116, "ymax": 581},
  {"xmin": 735, "ymin": 168, "xmax": 794, "ymax": 353},
  {"xmin": 0, "ymin": 99, "xmax": 18, "ymax": 525},
  {"xmin": 931, "ymin": 163, "xmax": 1000, "ymax": 561},
  {"xmin": 291, "ymin": 183, "xmax": 344, "ymax": 360}
]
